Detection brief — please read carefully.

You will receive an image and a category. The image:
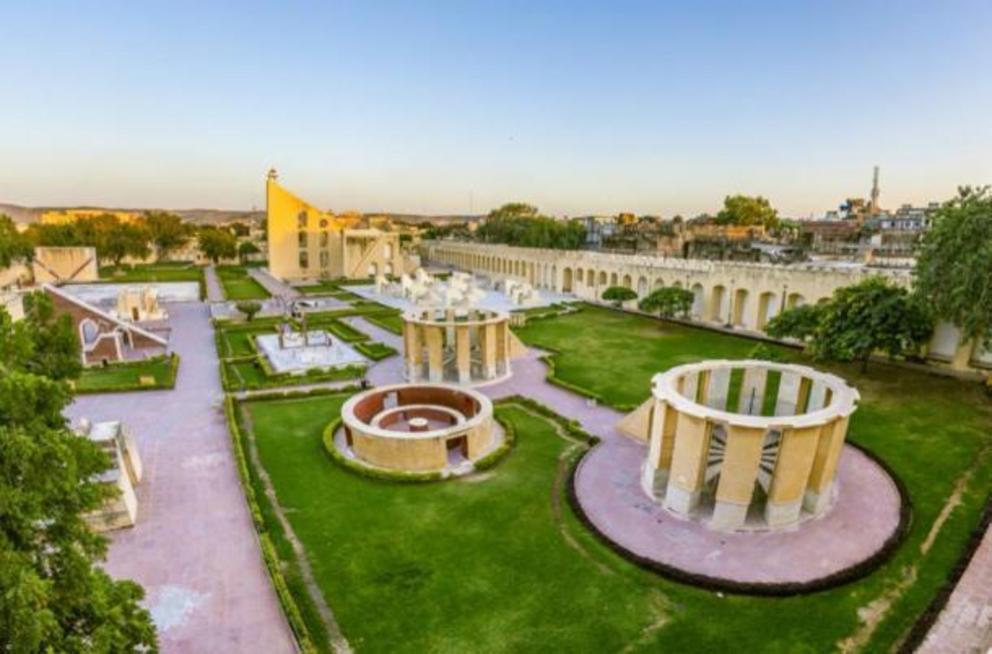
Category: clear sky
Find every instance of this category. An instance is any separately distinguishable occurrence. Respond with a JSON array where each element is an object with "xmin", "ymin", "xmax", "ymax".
[{"xmin": 1, "ymin": 1, "xmax": 990, "ymax": 218}]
